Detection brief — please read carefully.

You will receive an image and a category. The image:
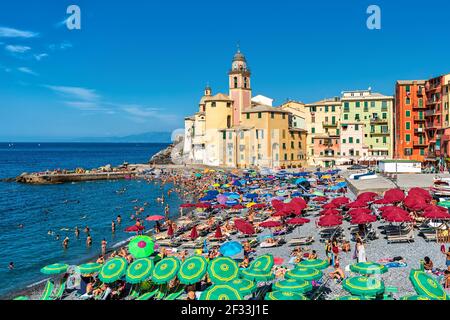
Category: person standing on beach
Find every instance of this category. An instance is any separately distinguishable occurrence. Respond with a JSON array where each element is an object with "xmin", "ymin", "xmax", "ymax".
[
  {"xmin": 355, "ymin": 238, "xmax": 367, "ymax": 263},
  {"xmin": 164, "ymin": 204, "xmax": 170, "ymax": 219}
]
